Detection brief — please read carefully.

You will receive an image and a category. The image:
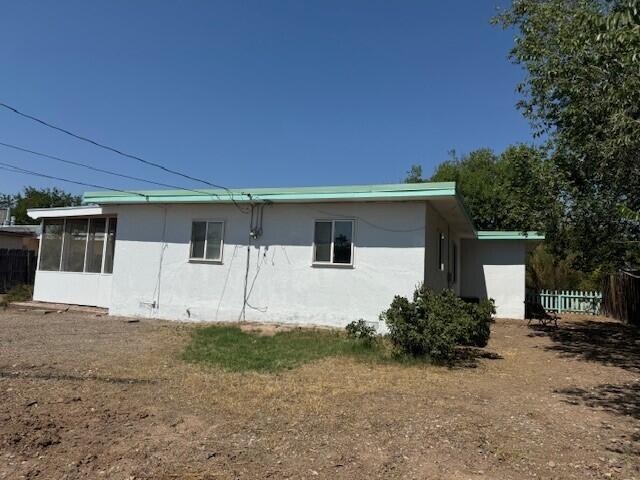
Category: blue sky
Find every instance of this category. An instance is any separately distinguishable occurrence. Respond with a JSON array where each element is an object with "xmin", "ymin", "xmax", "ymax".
[{"xmin": 0, "ymin": 0, "xmax": 531, "ymax": 196}]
